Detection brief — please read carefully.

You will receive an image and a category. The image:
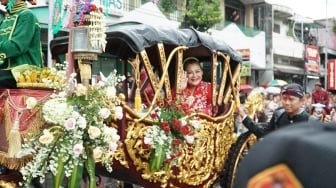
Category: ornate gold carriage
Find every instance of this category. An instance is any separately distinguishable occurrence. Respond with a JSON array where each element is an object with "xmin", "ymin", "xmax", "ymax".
[{"xmin": 0, "ymin": 24, "xmax": 257, "ymax": 188}]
